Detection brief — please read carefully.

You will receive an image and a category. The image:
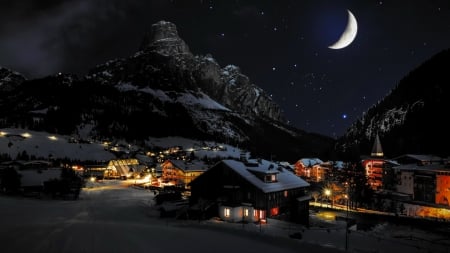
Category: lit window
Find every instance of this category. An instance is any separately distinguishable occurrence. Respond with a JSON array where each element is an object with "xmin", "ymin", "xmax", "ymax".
[
  {"xmin": 271, "ymin": 174, "xmax": 276, "ymax": 181},
  {"xmin": 284, "ymin": 190, "xmax": 288, "ymax": 197},
  {"xmin": 224, "ymin": 208, "xmax": 230, "ymax": 217},
  {"xmin": 244, "ymin": 208, "xmax": 249, "ymax": 217}
]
